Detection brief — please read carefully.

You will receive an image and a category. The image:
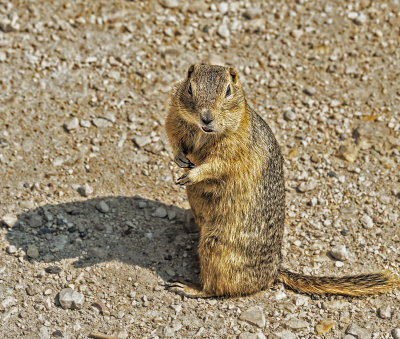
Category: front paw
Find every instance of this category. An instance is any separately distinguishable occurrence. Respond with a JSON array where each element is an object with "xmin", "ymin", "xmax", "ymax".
[
  {"xmin": 176, "ymin": 172, "xmax": 193, "ymax": 186},
  {"xmin": 174, "ymin": 151, "xmax": 194, "ymax": 168}
]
